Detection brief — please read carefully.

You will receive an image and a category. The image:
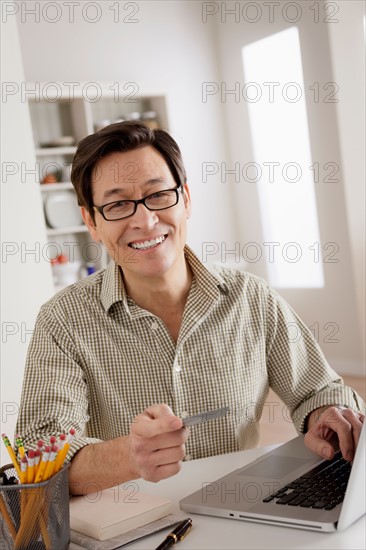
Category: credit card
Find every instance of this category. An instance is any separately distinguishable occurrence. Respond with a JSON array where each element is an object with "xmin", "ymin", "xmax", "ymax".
[{"xmin": 182, "ymin": 406, "xmax": 229, "ymax": 427}]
